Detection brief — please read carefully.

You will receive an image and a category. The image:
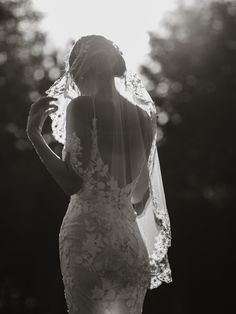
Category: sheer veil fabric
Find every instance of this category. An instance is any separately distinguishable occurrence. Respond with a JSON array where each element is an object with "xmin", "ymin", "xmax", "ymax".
[{"xmin": 45, "ymin": 35, "xmax": 172, "ymax": 289}]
